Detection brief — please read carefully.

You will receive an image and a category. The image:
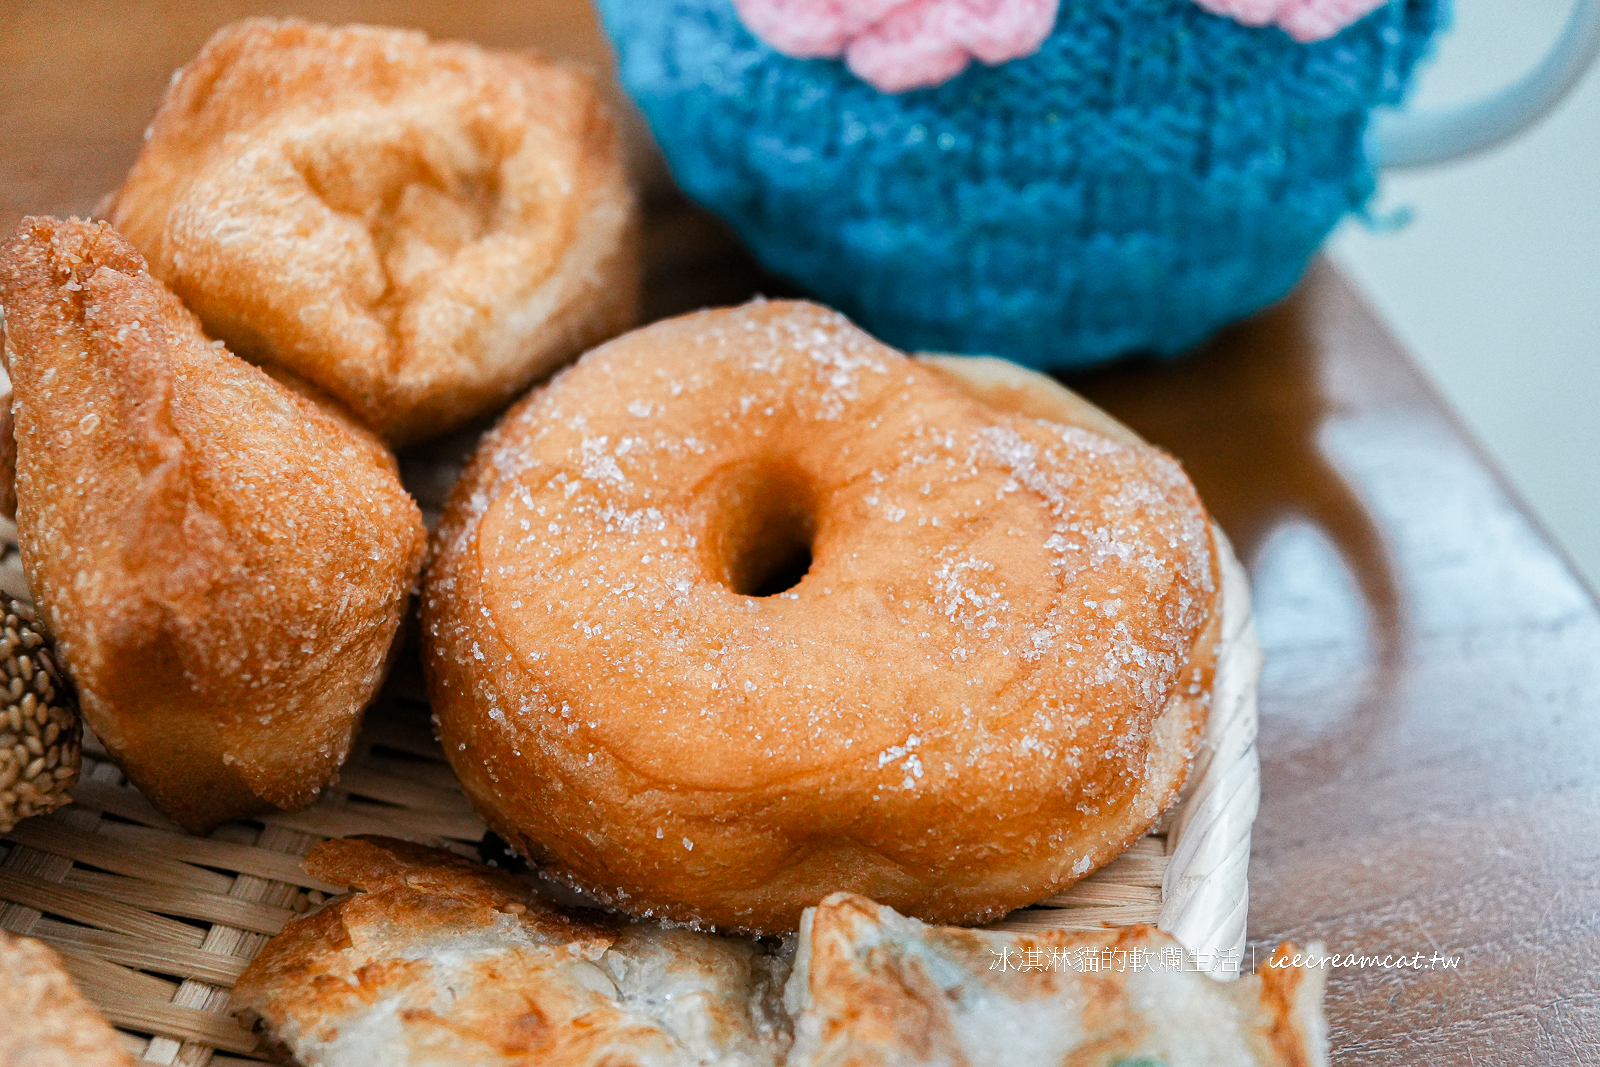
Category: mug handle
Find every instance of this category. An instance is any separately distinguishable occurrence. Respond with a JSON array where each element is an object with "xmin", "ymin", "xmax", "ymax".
[{"xmin": 1371, "ymin": 0, "xmax": 1600, "ymax": 169}]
